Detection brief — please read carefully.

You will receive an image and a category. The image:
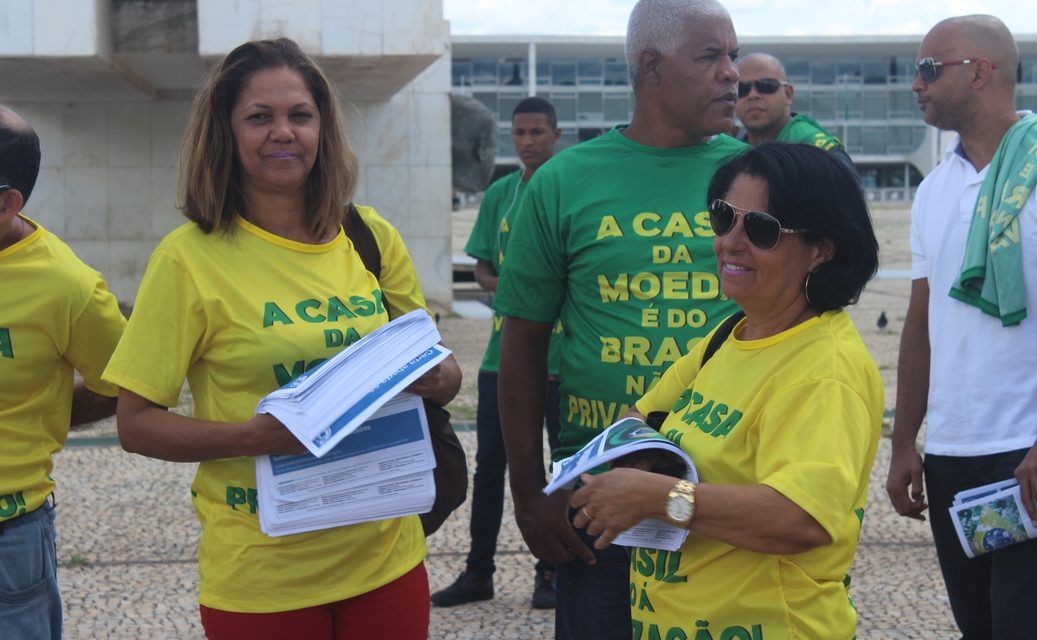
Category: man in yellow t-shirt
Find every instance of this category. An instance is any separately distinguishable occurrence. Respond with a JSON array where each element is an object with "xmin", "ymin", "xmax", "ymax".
[{"xmin": 0, "ymin": 105, "xmax": 126, "ymax": 639}]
